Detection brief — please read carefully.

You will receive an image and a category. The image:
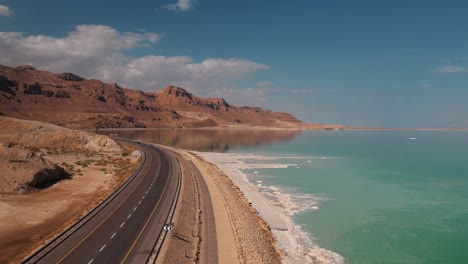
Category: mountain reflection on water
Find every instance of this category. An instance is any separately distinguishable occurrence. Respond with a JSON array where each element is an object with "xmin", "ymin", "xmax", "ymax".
[{"xmin": 98, "ymin": 129, "xmax": 303, "ymax": 152}]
